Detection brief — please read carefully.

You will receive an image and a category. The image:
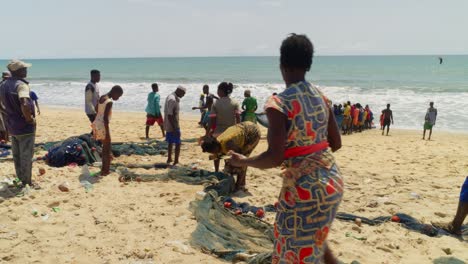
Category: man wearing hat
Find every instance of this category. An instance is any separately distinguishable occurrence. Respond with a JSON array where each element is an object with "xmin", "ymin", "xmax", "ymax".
[
  {"xmin": 0, "ymin": 71, "xmax": 11, "ymax": 141},
  {"xmin": 0, "ymin": 60, "xmax": 37, "ymax": 188},
  {"xmin": 163, "ymin": 85, "xmax": 186, "ymax": 166}
]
